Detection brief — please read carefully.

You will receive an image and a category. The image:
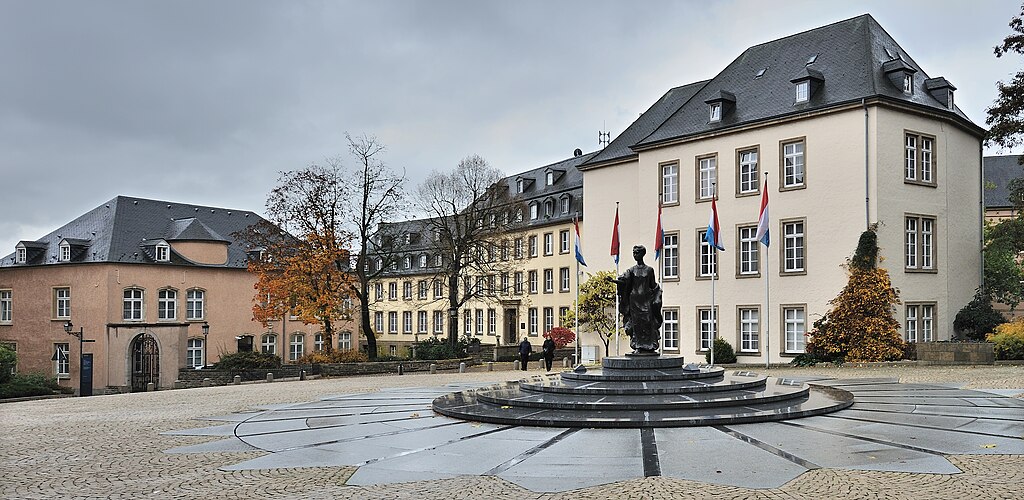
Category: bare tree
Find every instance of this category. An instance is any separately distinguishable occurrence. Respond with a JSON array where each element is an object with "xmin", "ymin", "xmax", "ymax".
[
  {"xmin": 344, "ymin": 133, "xmax": 405, "ymax": 360},
  {"xmin": 416, "ymin": 154, "xmax": 524, "ymax": 346}
]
